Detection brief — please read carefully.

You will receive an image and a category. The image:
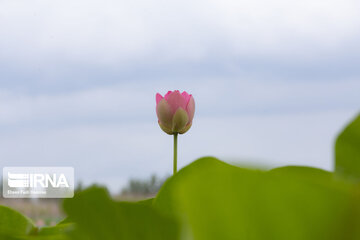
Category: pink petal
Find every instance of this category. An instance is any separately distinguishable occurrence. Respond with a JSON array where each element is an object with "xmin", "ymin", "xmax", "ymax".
[
  {"xmin": 164, "ymin": 91, "xmax": 173, "ymax": 100},
  {"xmin": 186, "ymin": 95, "xmax": 195, "ymax": 123},
  {"xmin": 156, "ymin": 93, "xmax": 163, "ymax": 105},
  {"xmin": 166, "ymin": 90, "xmax": 187, "ymax": 114},
  {"xmin": 181, "ymin": 91, "xmax": 191, "ymax": 103},
  {"xmin": 156, "ymin": 99, "xmax": 173, "ymax": 129}
]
